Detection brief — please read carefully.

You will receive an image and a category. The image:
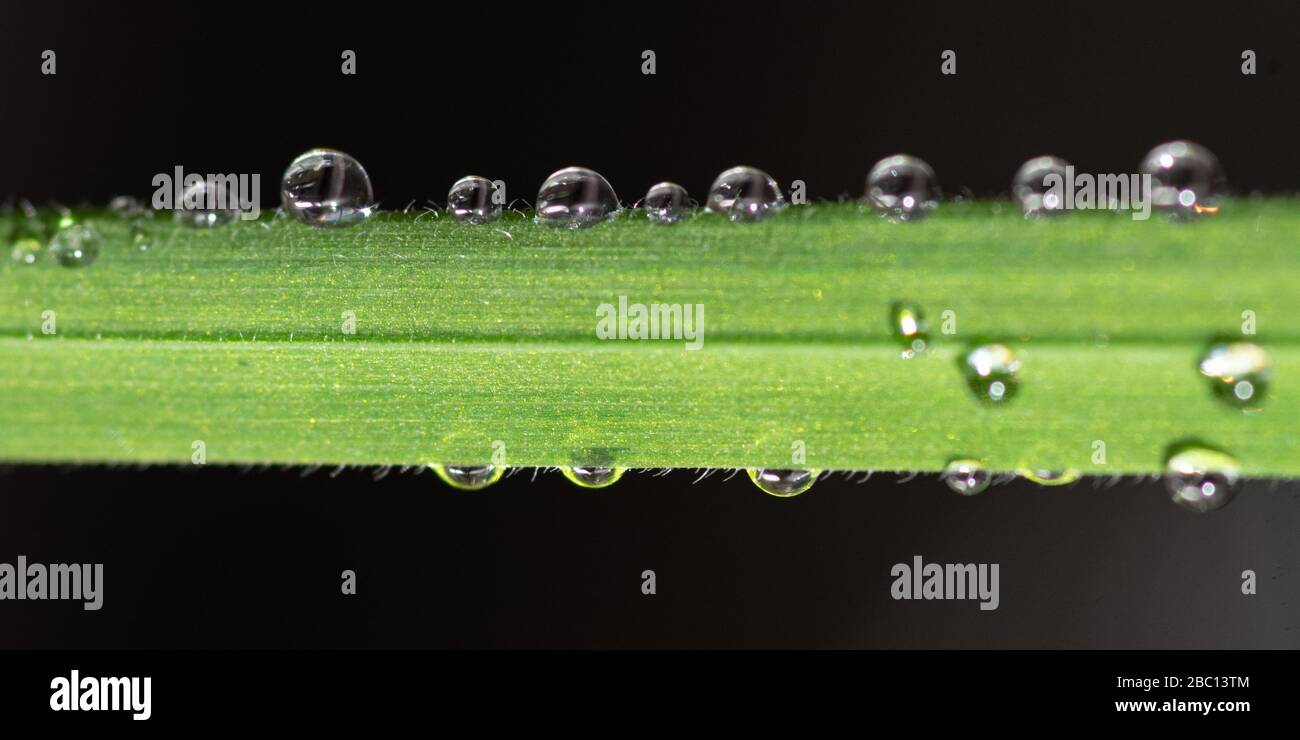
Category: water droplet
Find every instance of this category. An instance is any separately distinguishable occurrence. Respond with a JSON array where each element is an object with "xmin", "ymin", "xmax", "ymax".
[
  {"xmin": 431, "ymin": 464, "xmax": 504, "ymax": 491},
  {"xmin": 963, "ymin": 343, "xmax": 1021, "ymax": 403},
  {"xmin": 280, "ymin": 148, "xmax": 376, "ymax": 227},
  {"xmin": 1165, "ymin": 445, "xmax": 1241, "ymax": 512},
  {"xmin": 1018, "ymin": 468, "xmax": 1082, "ymax": 487},
  {"xmin": 942, "ymin": 459, "xmax": 990, "ymax": 495},
  {"xmin": 866, "ymin": 154, "xmax": 939, "ymax": 222},
  {"xmin": 705, "ymin": 166, "xmax": 784, "ymax": 222},
  {"xmin": 108, "ymin": 195, "xmax": 150, "ymax": 218},
  {"xmin": 1012, "ymin": 155, "xmax": 1070, "ymax": 217},
  {"xmin": 446, "ymin": 175, "xmax": 502, "ymax": 224},
  {"xmin": 534, "ymin": 167, "xmax": 620, "ymax": 228},
  {"xmin": 643, "ymin": 181, "xmax": 691, "ymax": 225},
  {"xmin": 561, "ymin": 466, "xmax": 625, "ymax": 489},
  {"xmin": 130, "ymin": 221, "xmax": 152, "ymax": 251},
  {"xmin": 890, "ymin": 301, "xmax": 929, "ymax": 358},
  {"xmin": 747, "ymin": 468, "xmax": 819, "ymax": 497},
  {"xmin": 1139, "ymin": 141, "xmax": 1225, "ymax": 219},
  {"xmin": 48, "ymin": 222, "xmax": 101, "ymax": 267},
  {"xmin": 174, "ymin": 178, "xmax": 241, "ymax": 228},
  {"xmin": 1198, "ymin": 342, "xmax": 1270, "ymax": 410},
  {"xmin": 8, "ymin": 202, "xmax": 45, "ymax": 264}
]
